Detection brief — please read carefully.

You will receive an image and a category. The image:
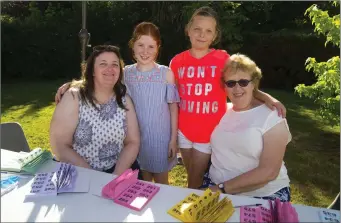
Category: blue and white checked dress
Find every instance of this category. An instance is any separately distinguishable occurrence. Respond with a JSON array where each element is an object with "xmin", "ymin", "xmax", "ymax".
[{"xmin": 124, "ymin": 63, "xmax": 180, "ymax": 173}]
